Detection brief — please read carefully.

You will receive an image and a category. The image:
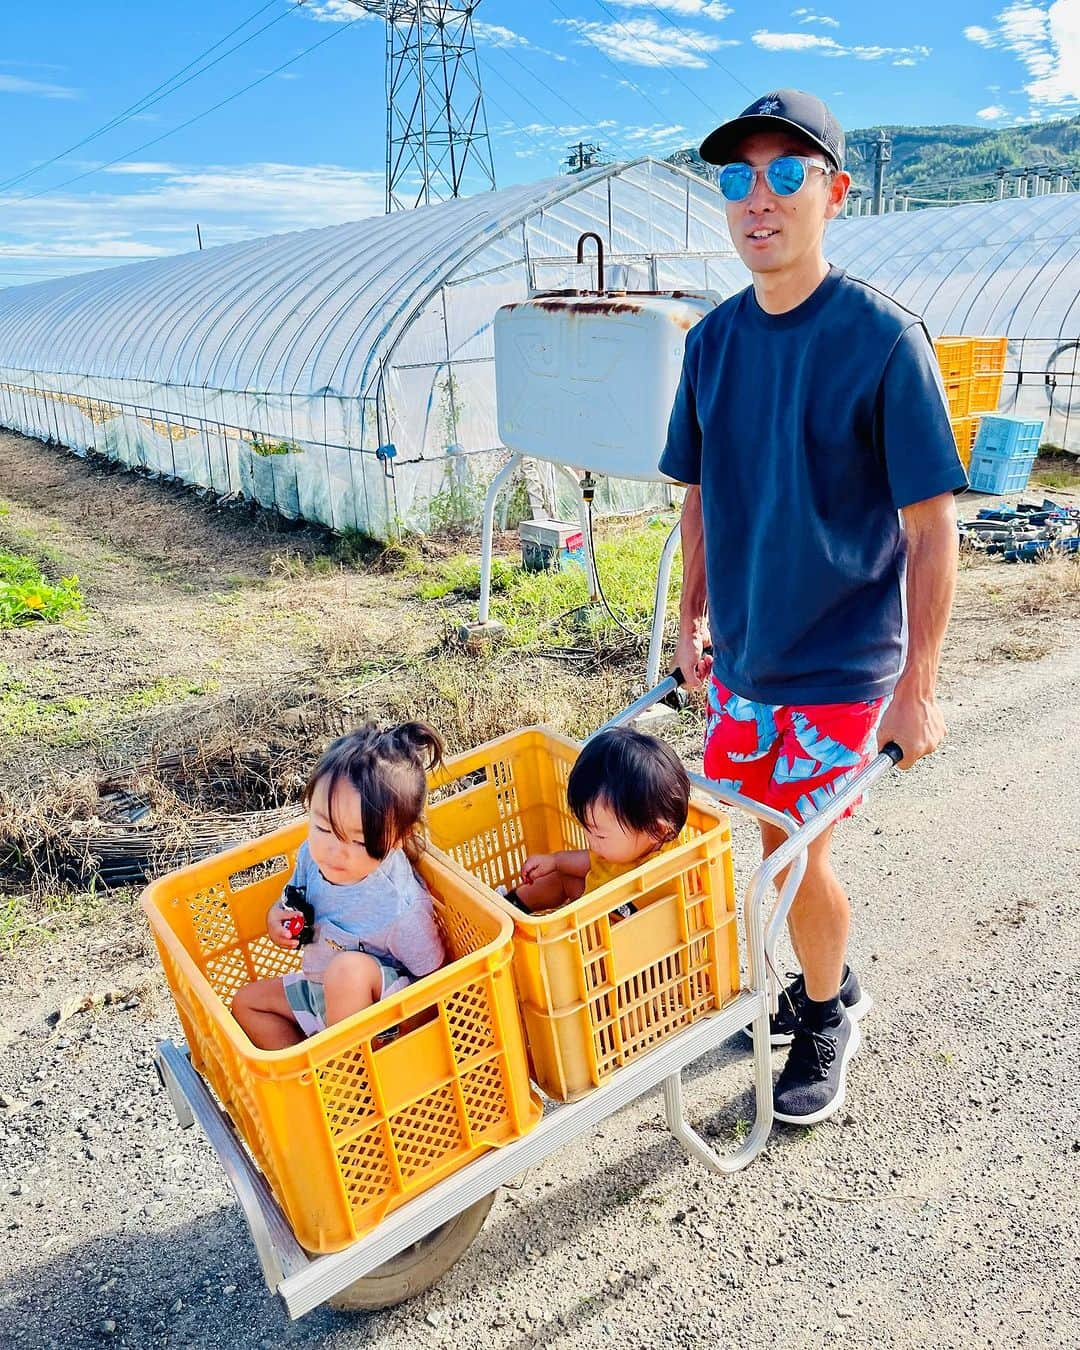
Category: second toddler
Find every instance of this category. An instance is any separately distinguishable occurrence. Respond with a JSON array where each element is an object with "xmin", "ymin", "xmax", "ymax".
[{"xmin": 506, "ymin": 726, "xmax": 690, "ymax": 915}]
